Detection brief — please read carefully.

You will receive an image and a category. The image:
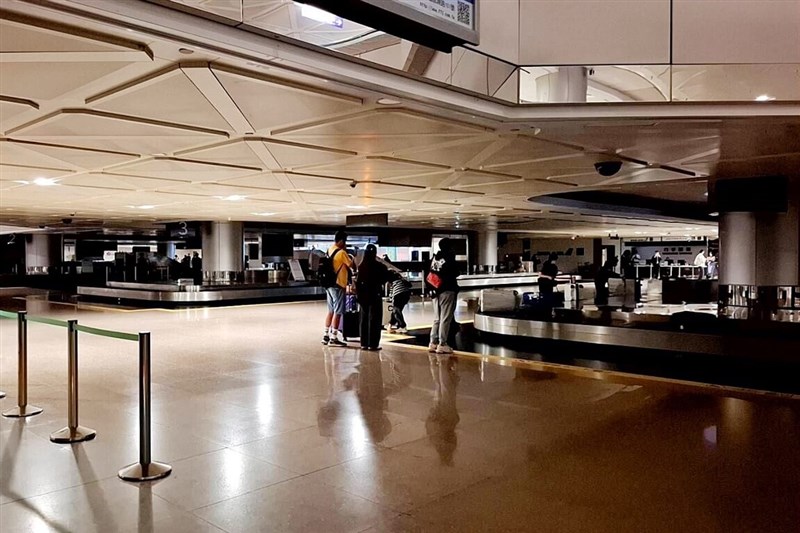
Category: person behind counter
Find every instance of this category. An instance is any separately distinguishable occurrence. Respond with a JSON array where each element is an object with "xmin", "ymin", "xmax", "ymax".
[
  {"xmin": 651, "ymin": 250, "xmax": 662, "ymax": 279},
  {"xmin": 595, "ymin": 256, "xmax": 620, "ymax": 306}
]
